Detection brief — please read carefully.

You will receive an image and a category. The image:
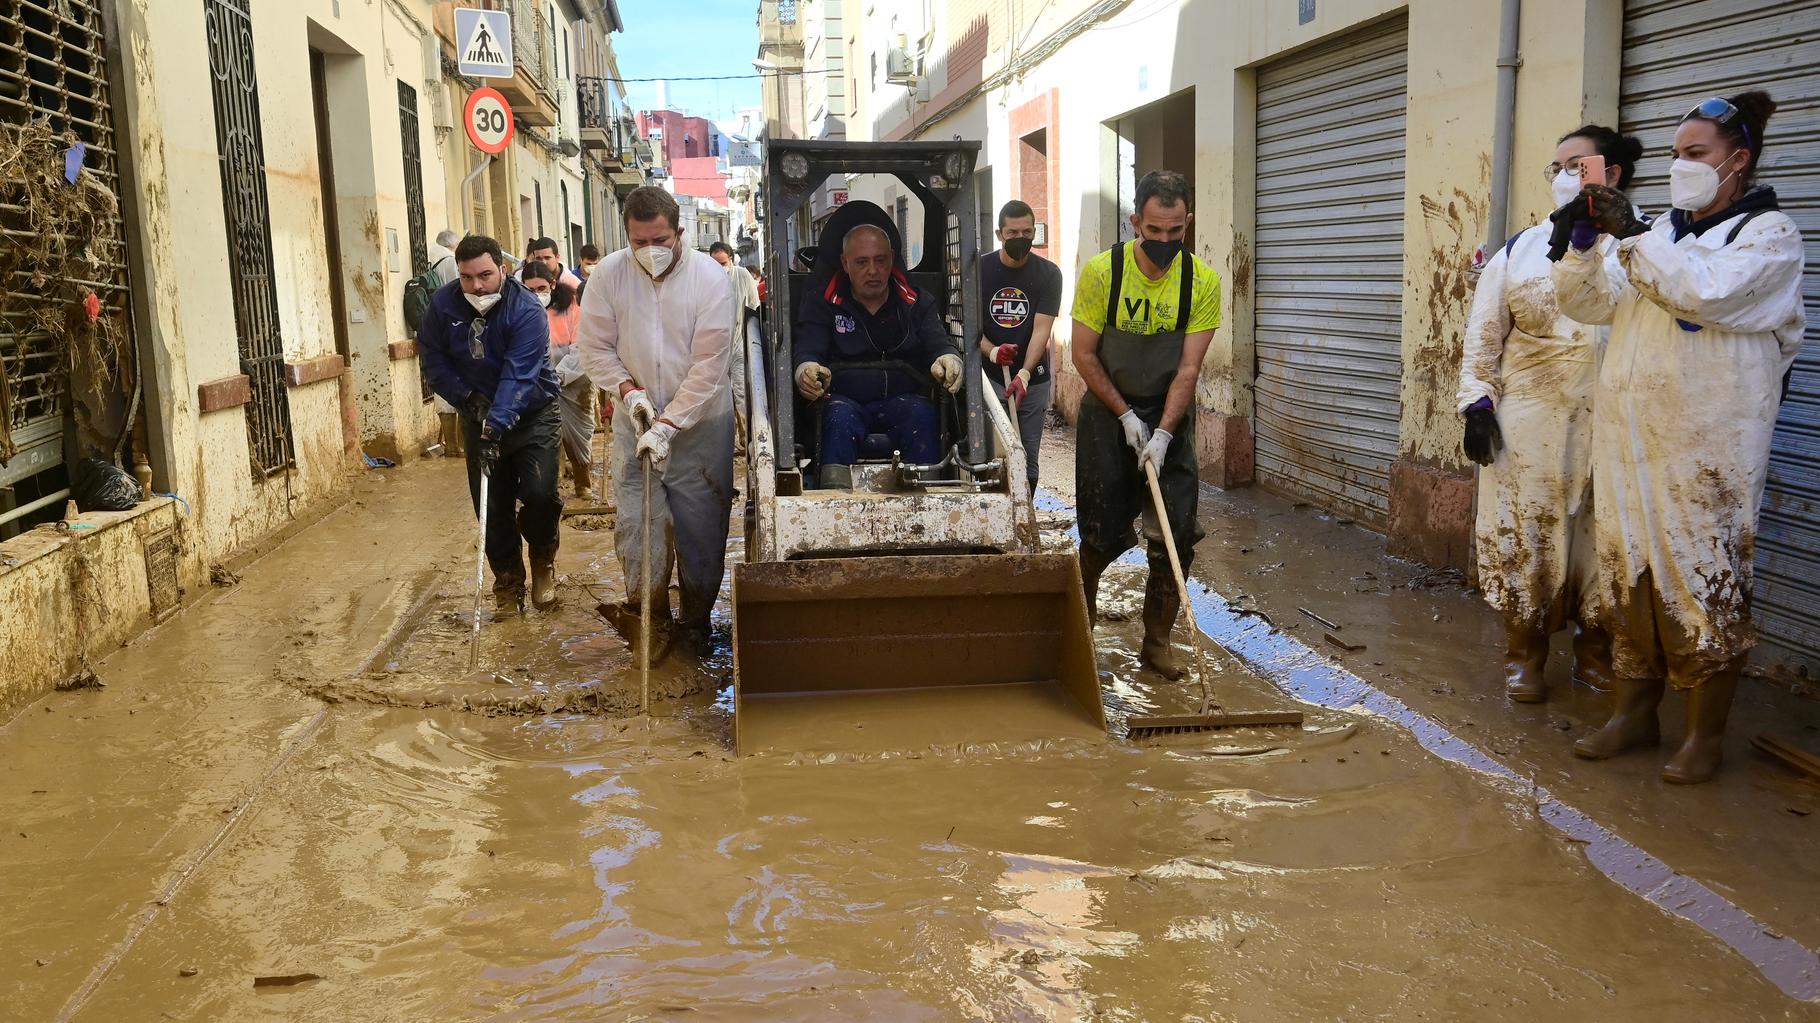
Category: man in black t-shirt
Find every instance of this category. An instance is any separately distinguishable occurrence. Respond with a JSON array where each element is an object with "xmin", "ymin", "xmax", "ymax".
[{"xmin": 978, "ymin": 199, "xmax": 1063, "ymax": 489}]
